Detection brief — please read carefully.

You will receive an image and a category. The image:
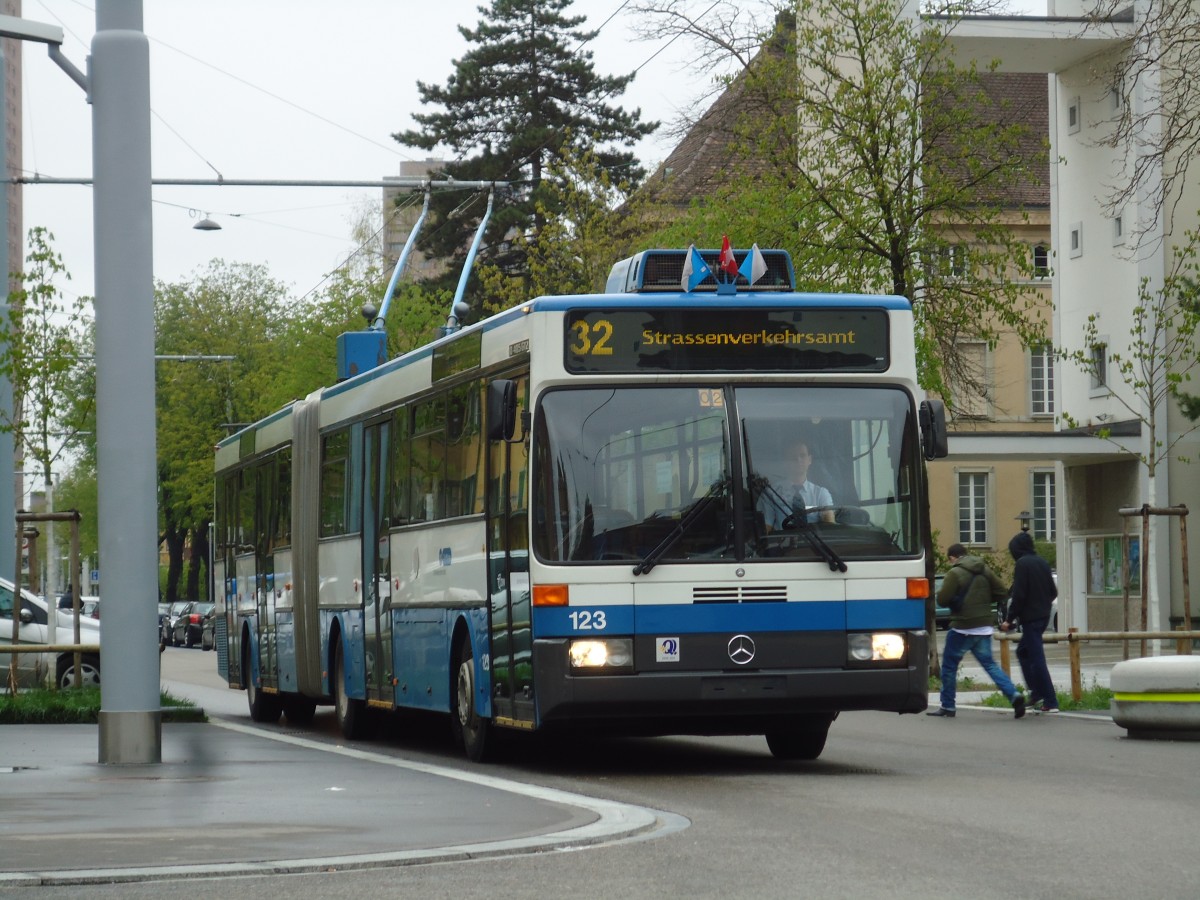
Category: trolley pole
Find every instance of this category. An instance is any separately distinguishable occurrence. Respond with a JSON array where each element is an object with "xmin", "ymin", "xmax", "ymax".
[{"xmin": 91, "ymin": 0, "xmax": 161, "ymax": 764}]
